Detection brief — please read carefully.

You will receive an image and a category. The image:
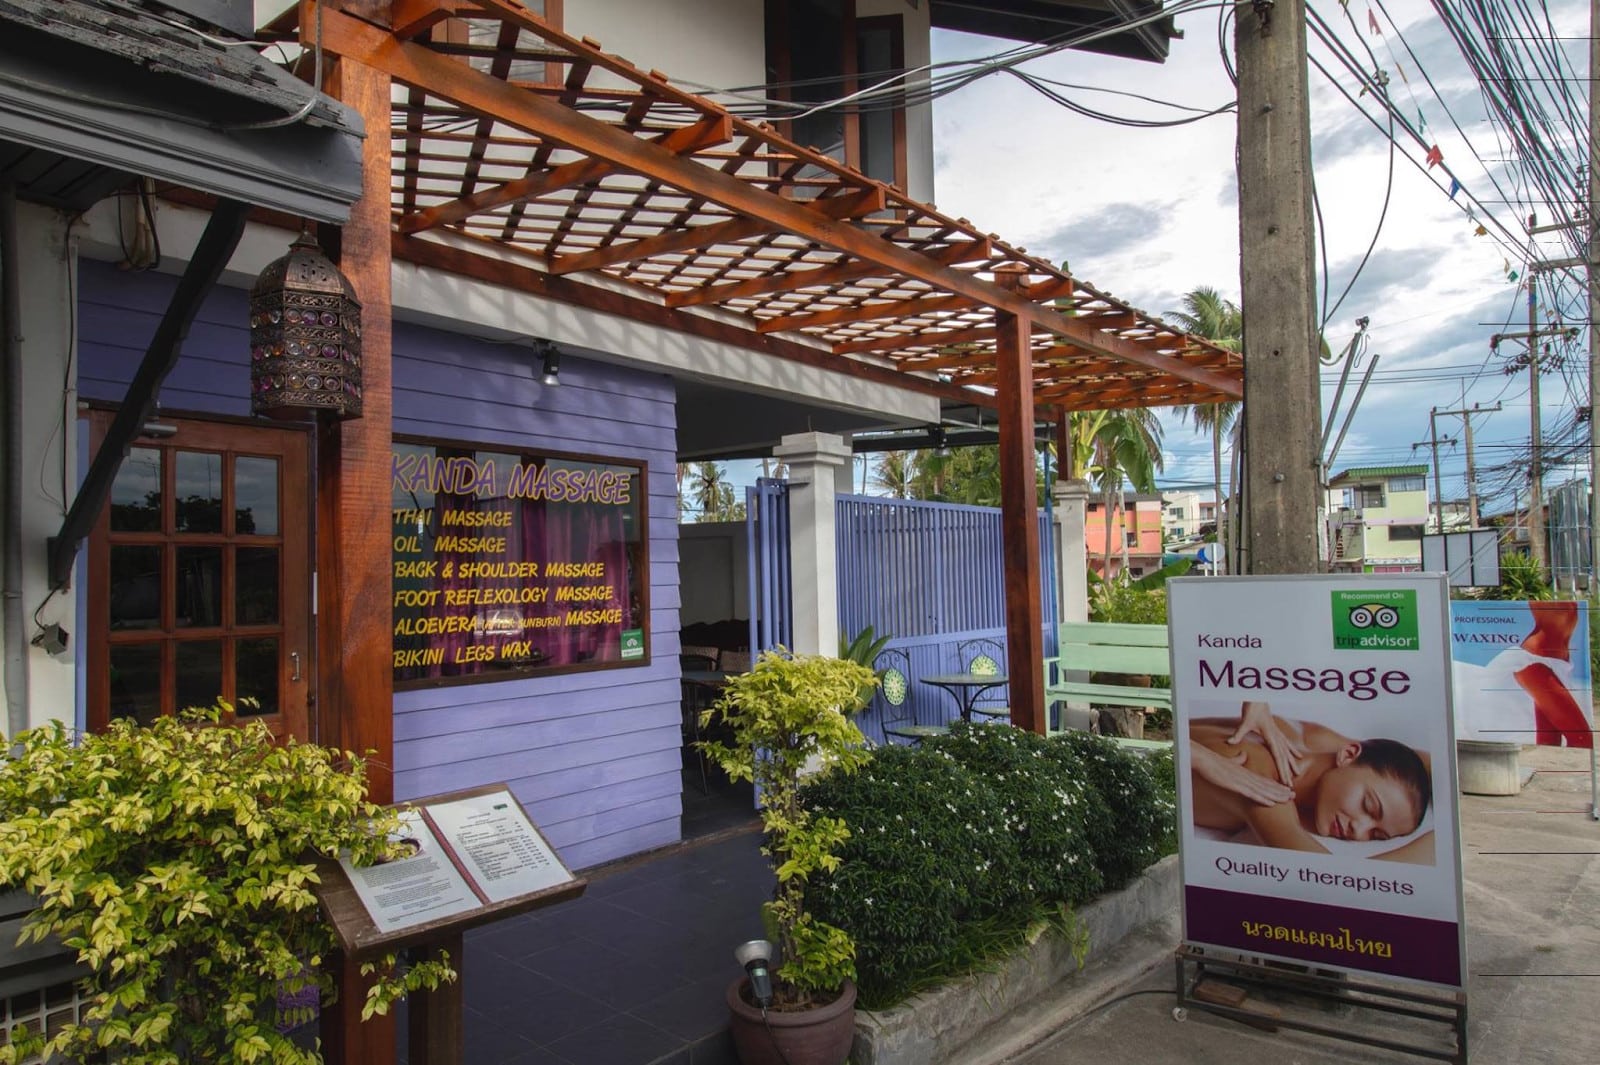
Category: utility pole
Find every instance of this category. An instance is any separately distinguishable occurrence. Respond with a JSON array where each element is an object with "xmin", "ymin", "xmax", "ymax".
[
  {"xmin": 1591, "ymin": 0, "xmax": 1599, "ymax": 594},
  {"xmin": 1530, "ymin": 268, "xmax": 1545, "ymax": 573},
  {"xmin": 1434, "ymin": 400, "xmax": 1499, "ymax": 527},
  {"xmin": 1420, "ymin": 411, "xmax": 1457, "ymax": 533},
  {"xmin": 1492, "ymin": 267, "xmax": 1574, "ymax": 574},
  {"xmin": 1237, "ymin": 0, "xmax": 1322, "ymax": 574}
]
